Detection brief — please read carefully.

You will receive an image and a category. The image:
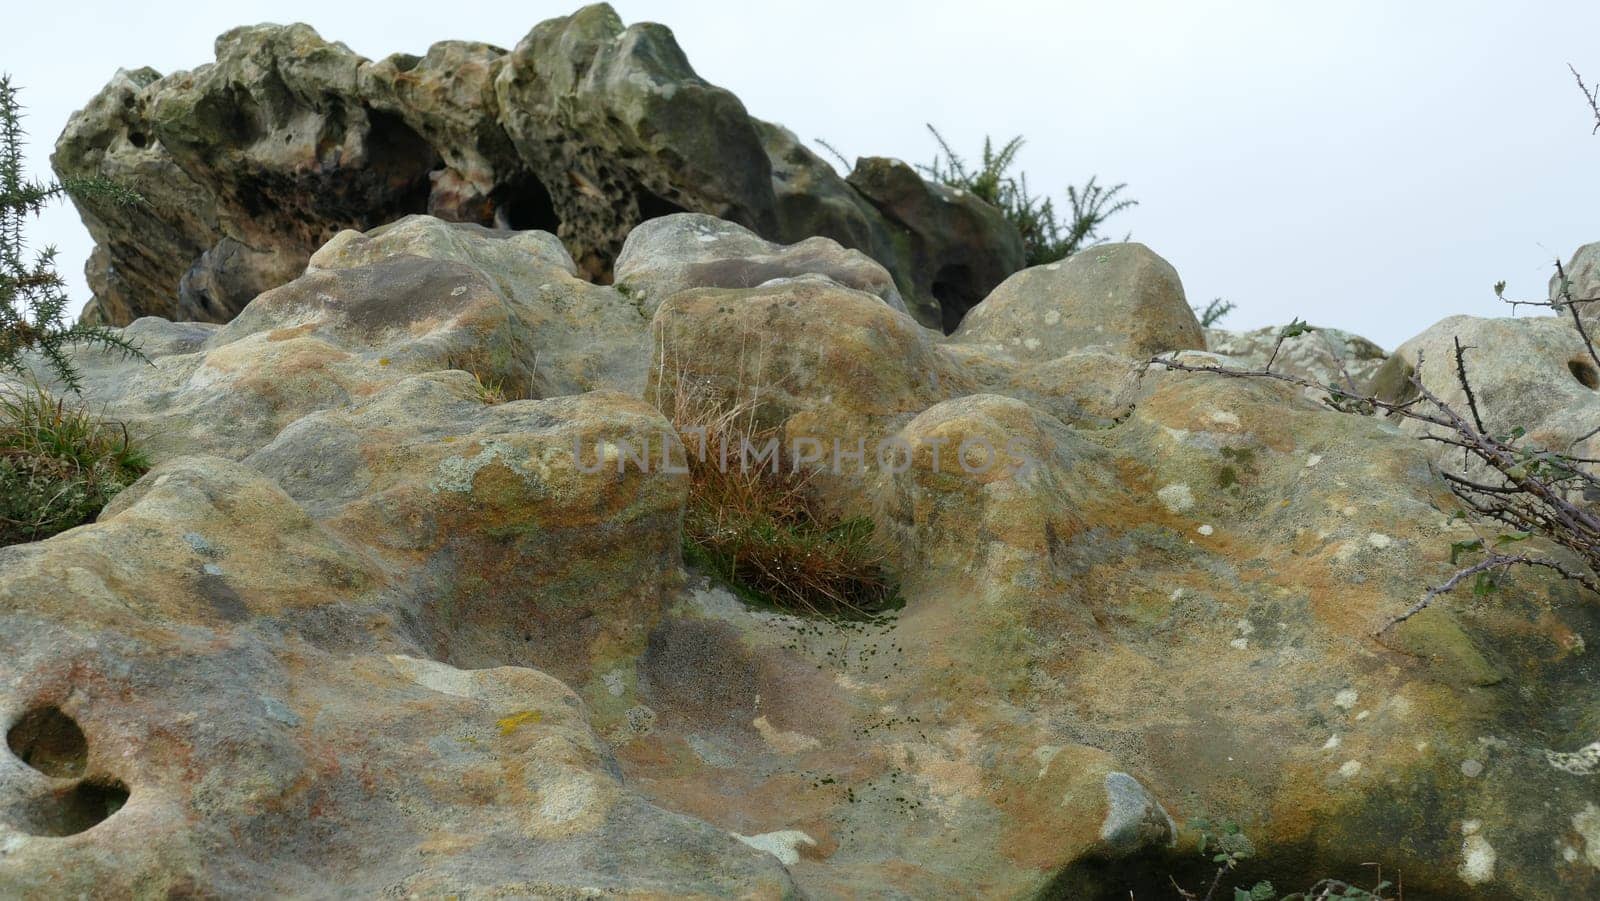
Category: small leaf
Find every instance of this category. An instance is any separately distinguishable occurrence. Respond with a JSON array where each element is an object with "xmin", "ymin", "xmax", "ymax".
[
  {"xmin": 1449, "ymin": 538, "xmax": 1483, "ymax": 564},
  {"xmin": 1279, "ymin": 318, "xmax": 1313, "ymax": 338},
  {"xmin": 1494, "ymin": 531, "xmax": 1532, "ymax": 545}
]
